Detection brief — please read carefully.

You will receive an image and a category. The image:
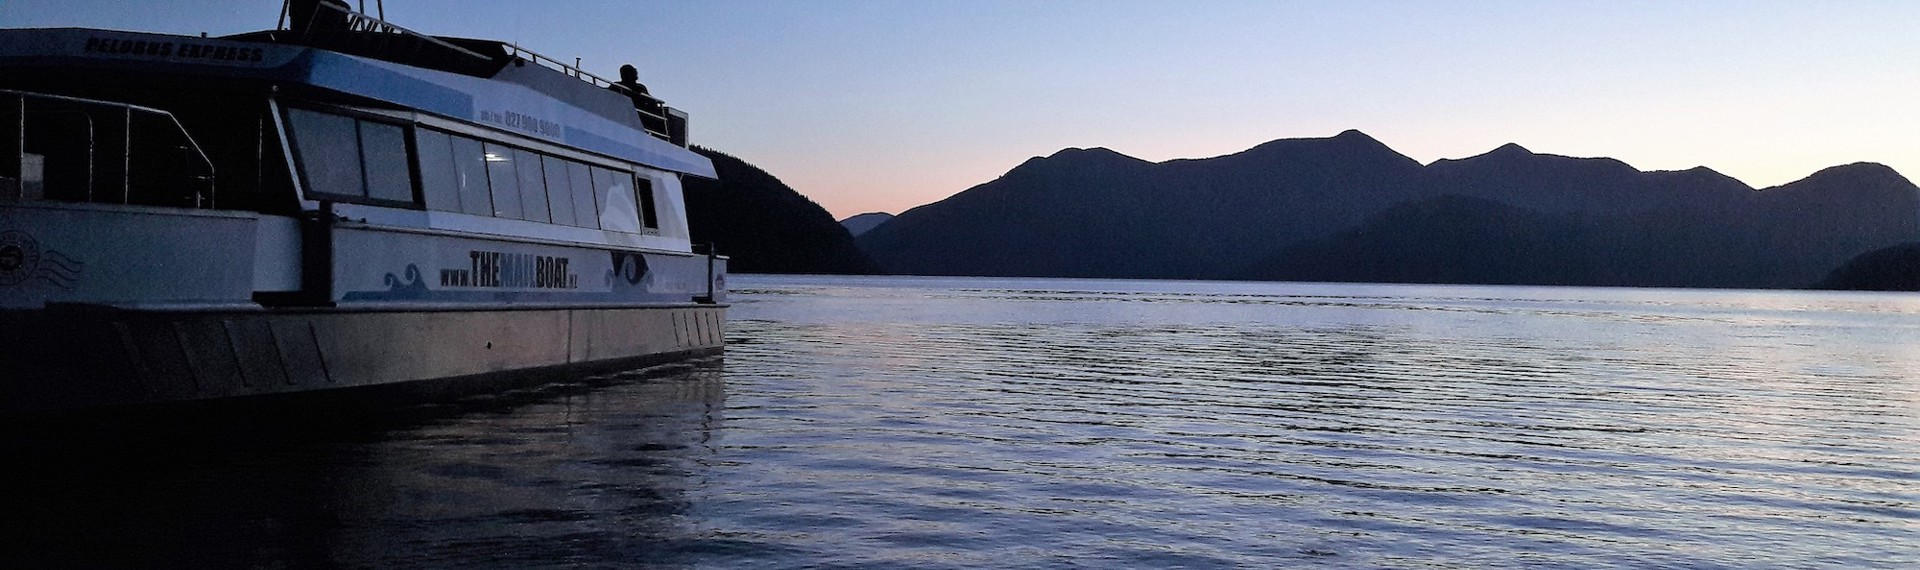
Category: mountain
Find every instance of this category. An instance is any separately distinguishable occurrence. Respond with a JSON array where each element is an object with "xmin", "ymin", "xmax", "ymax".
[
  {"xmin": 1255, "ymin": 195, "xmax": 1606, "ymax": 285},
  {"xmin": 857, "ymin": 147, "xmax": 1164, "ymax": 278},
  {"xmin": 857, "ymin": 131, "xmax": 1920, "ymax": 288},
  {"xmin": 1819, "ymin": 243, "xmax": 1920, "ymax": 291},
  {"xmin": 860, "ymin": 130, "xmax": 1428, "ymax": 279},
  {"xmin": 682, "ymin": 148, "xmax": 882, "ymax": 275},
  {"xmin": 1248, "ymin": 151, "xmax": 1917, "ymax": 288},
  {"xmin": 840, "ymin": 212, "xmax": 894, "ymax": 236},
  {"xmin": 1746, "ymin": 164, "xmax": 1920, "ymax": 286}
]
